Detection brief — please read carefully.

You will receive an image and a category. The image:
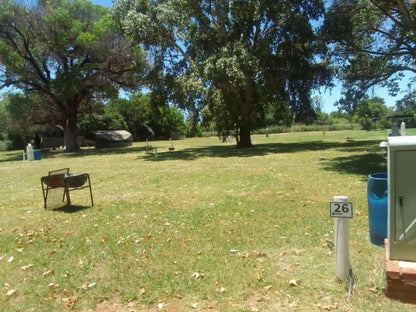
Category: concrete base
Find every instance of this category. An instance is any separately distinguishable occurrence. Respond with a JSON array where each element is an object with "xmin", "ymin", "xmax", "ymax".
[{"xmin": 385, "ymin": 239, "xmax": 416, "ymax": 303}]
